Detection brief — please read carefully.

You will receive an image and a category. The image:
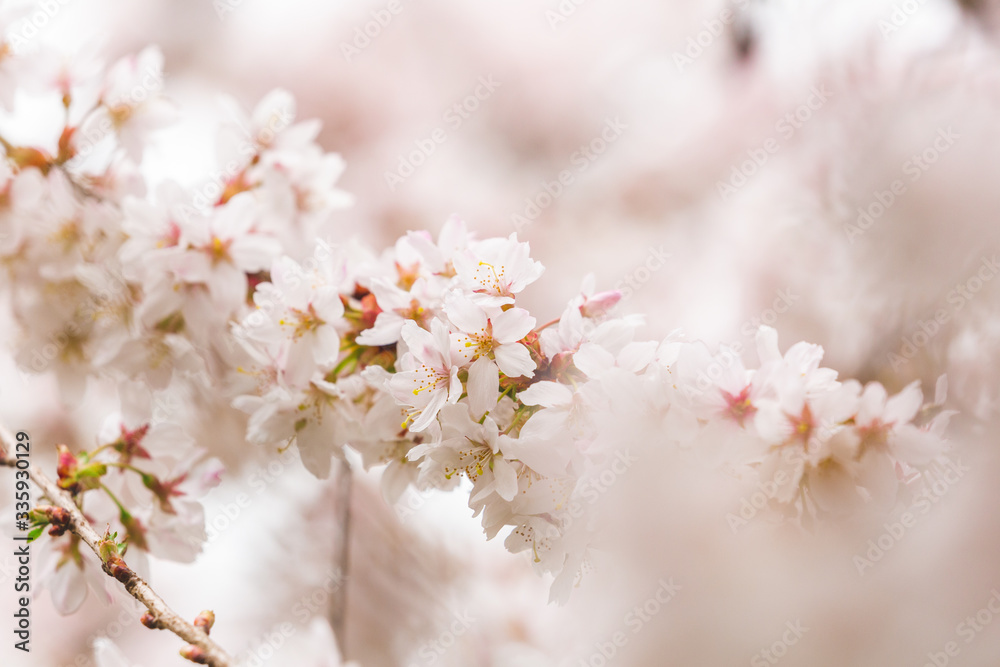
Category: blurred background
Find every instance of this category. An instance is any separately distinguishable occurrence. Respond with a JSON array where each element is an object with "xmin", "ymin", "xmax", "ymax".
[{"xmin": 3, "ymin": 0, "xmax": 1000, "ymax": 665}]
